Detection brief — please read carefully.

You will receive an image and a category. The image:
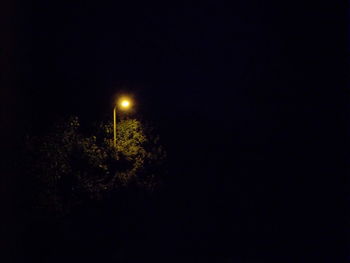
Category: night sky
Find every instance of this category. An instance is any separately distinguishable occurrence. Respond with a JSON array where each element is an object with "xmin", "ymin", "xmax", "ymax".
[{"xmin": 0, "ymin": 1, "xmax": 346, "ymax": 262}]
